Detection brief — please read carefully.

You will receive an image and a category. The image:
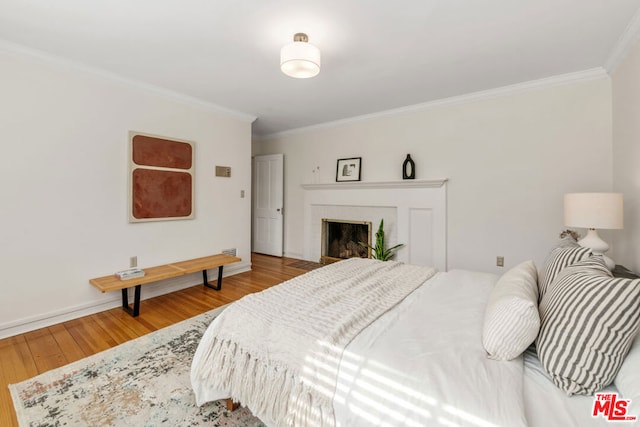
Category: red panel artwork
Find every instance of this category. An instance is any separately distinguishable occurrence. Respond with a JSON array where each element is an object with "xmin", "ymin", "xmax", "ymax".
[
  {"xmin": 132, "ymin": 135, "xmax": 193, "ymax": 169},
  {"xmin": 129, "ymin": 133, "xmax": 194, "ymax": 222},
  {"xmin": 132, "ymin": 169, "xmax": 192, "ymax": 219}
]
